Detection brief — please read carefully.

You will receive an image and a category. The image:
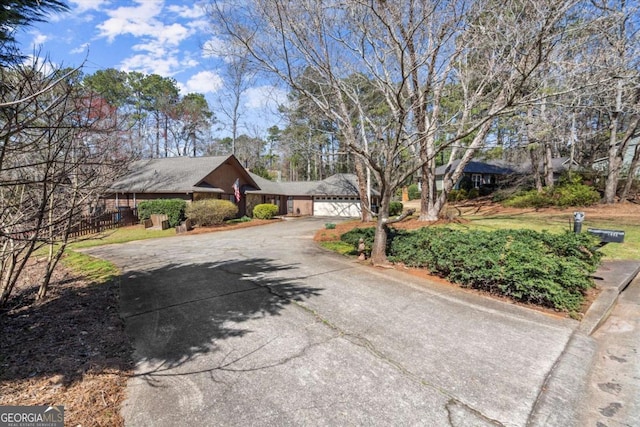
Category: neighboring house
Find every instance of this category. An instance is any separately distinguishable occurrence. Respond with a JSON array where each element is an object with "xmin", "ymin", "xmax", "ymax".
[
  {"xmin": 104, "ymin": 155, "xmax": 373, "ymax": 218},
  {"xmin": 592, "ymin": 137, "xmax": 640, "ymax": 177},
  {"xmin": 433, "ymin": 157, "xmax": 580, "ymax": 192},
  {"xmin": 434, "ymin": 159, "xmax": 515, "ymax": 191},
  {"xmin": 516, "ymin": 156, "xmax": 581, "ymax": 181}
]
